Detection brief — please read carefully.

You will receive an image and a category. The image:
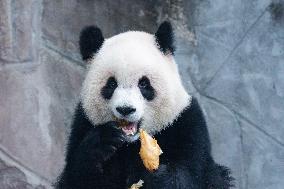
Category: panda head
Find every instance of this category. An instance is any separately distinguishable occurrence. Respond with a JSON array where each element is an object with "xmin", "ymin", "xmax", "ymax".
[{"xmin": 80, "ymin": 22, "xmax": 191, "ymax": 142}]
